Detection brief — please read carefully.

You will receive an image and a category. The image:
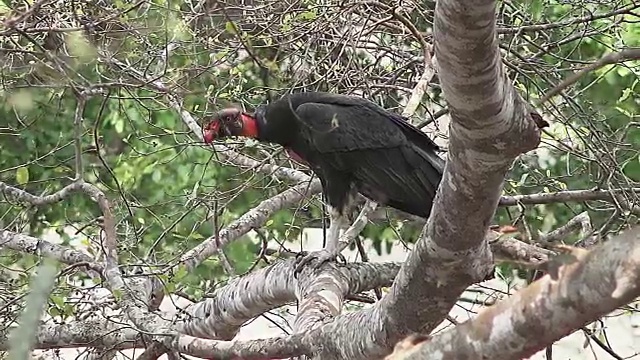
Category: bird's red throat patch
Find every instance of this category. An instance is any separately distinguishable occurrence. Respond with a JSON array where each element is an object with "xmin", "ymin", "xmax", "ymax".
[{"xmin": 240, "ymin": 113, "xmax": 259, "ymax": 138}]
